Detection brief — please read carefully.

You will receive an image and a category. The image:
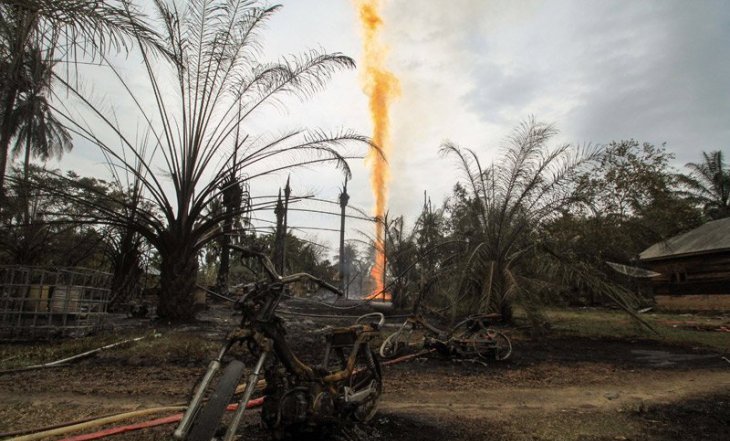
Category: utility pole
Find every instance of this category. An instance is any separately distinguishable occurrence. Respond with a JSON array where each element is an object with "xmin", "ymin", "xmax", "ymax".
[
  {"xmin": 338, "ymin": 178, "xmax": 350, "ymax": 296},
  {"xmin": 382, "ymin": 212, "xmax": 388, "ymax": 302},
  {"xmin": 273, "ymin": 189, "xmax": 284, "ymax": 274},
  {"xmin": 281, "ymin": 176, "xmax": 291, "ymax": 275},
  {"xmin": 215, "ymin": 157, "xmax": 239, "ymax": 296}
]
